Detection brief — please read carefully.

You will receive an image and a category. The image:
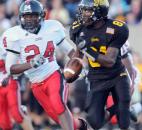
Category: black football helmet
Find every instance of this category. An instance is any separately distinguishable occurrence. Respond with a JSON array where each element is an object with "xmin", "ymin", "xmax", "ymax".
[
  {"xmin": 19, "ymin": 0, "xmax": 45, "ymax": 33},
  {"xmin": 78, "ymin": 0, "xmax": 109, "ymax": 24}
]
